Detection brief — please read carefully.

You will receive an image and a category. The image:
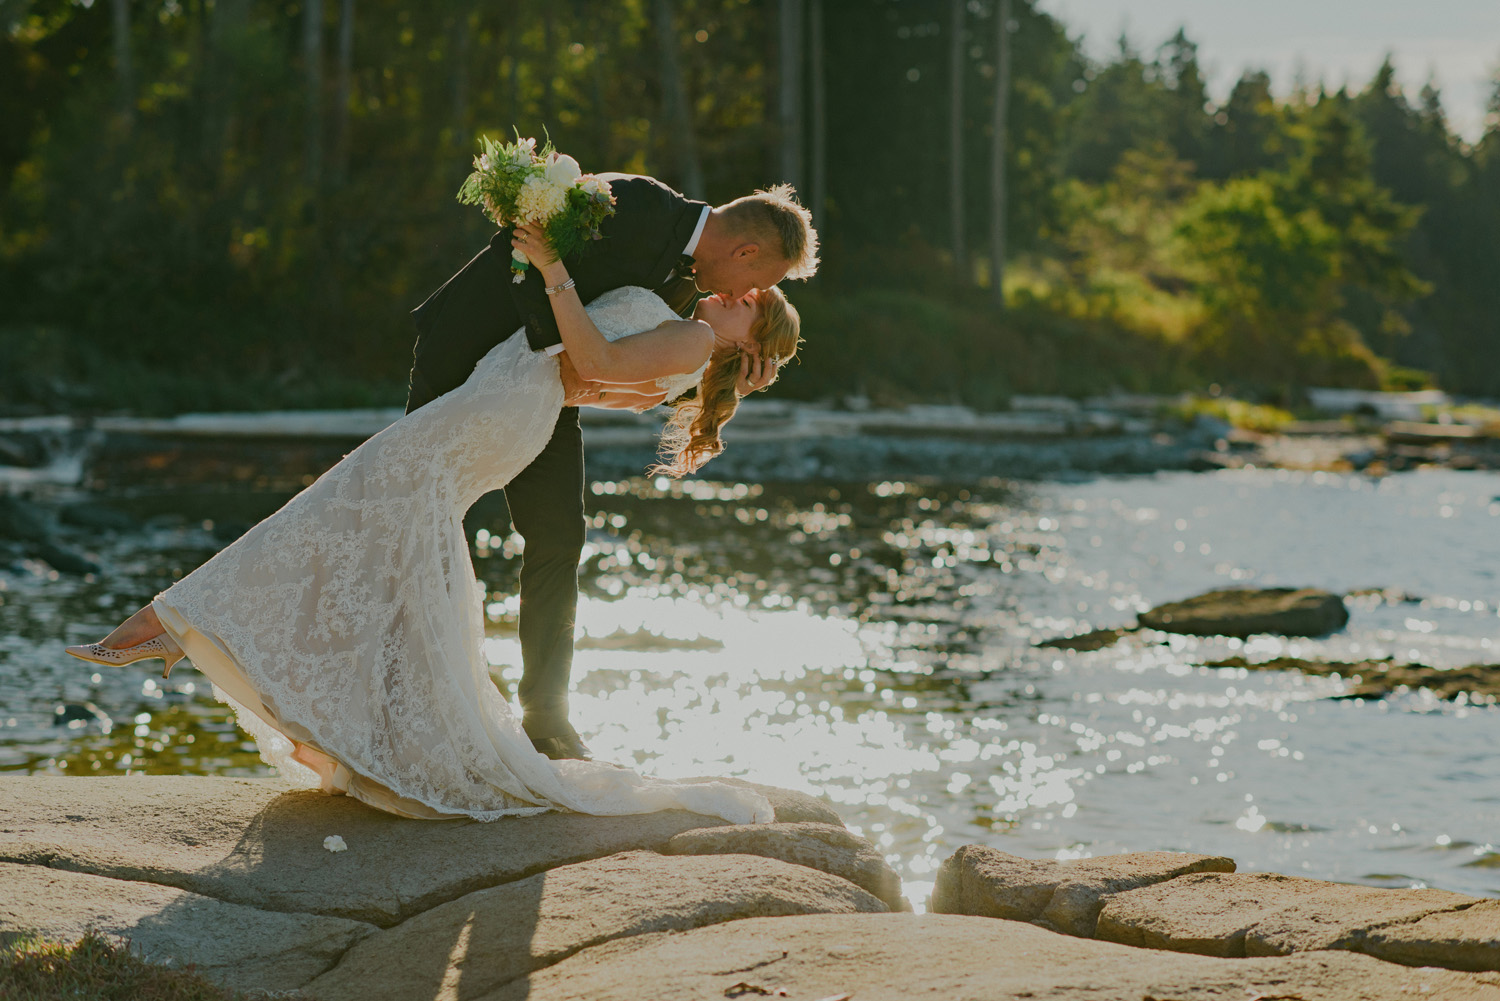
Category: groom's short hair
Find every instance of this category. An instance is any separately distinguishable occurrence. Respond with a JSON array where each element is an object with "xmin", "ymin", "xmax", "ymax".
[{"xmin": 719, "ymin": 184, "xmax": 820, "ymax": 281}]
